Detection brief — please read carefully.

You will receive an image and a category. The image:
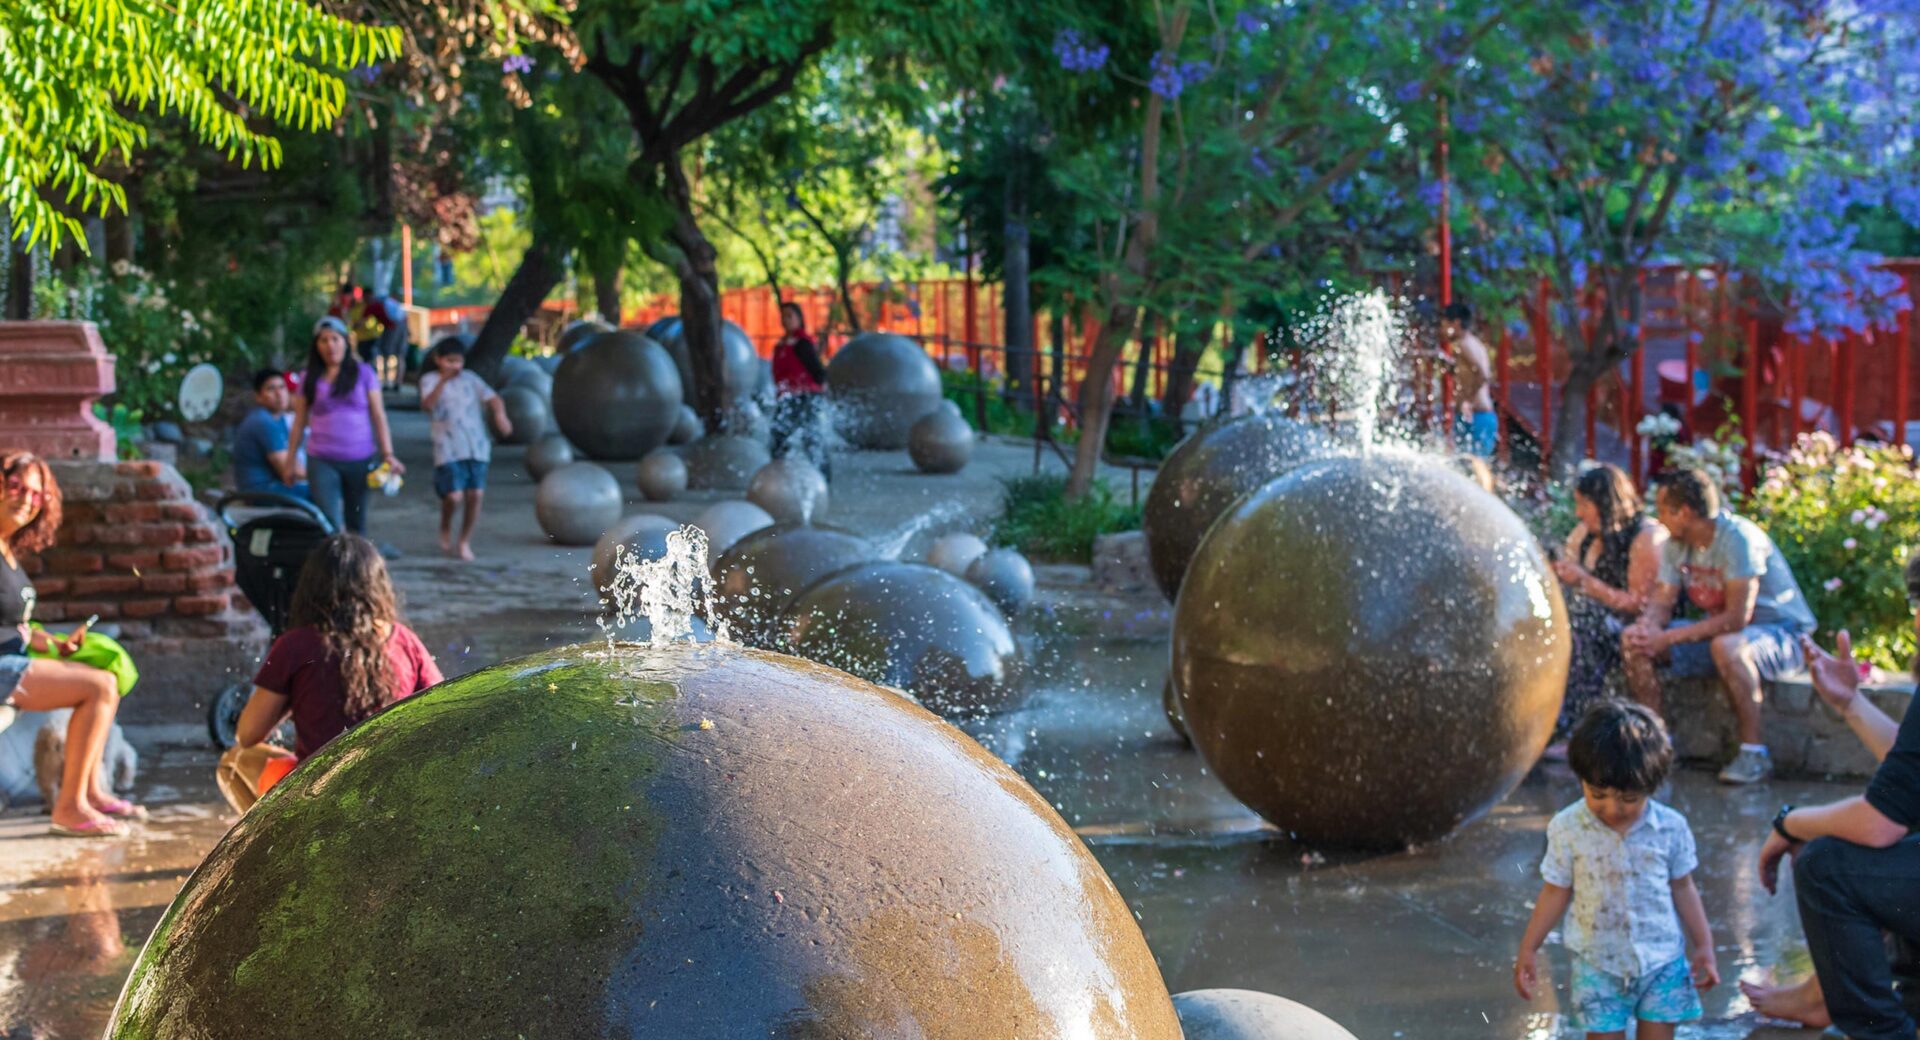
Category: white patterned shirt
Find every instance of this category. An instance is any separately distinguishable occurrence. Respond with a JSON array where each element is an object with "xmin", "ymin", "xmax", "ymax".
[
  {"xmin": 1540, "ymin": 799, "xmax": 1698, "ymax": 980},
  {"xmin": 419, "ymin": 370, "xmax": 497, "ymax": 466}
]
